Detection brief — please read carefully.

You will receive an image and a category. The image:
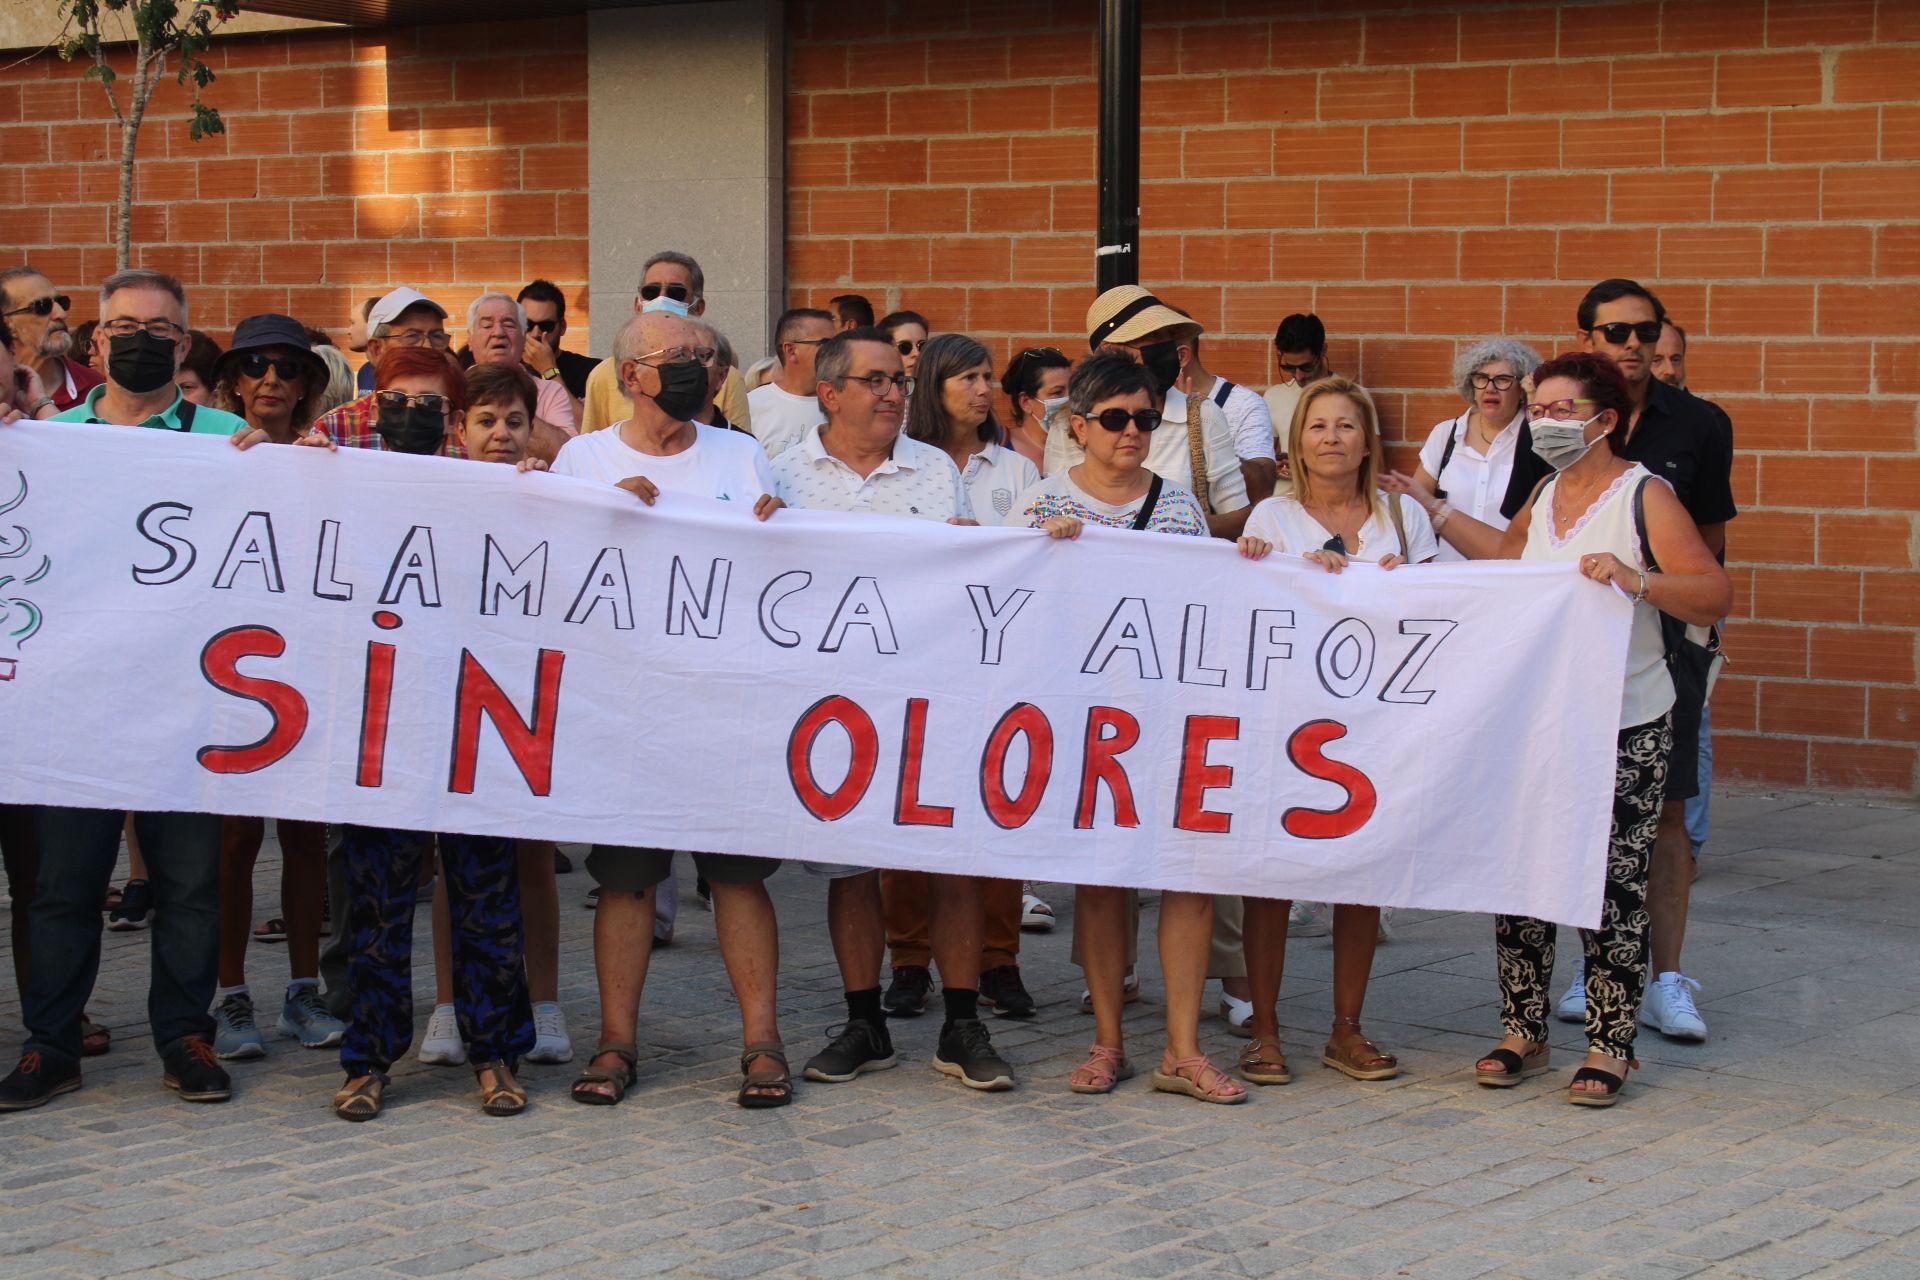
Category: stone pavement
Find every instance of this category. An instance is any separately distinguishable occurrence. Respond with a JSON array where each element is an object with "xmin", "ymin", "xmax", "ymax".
[{"xmin": 2, "ymin": 791, "xmax": 1918, "ymax": 1280}]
